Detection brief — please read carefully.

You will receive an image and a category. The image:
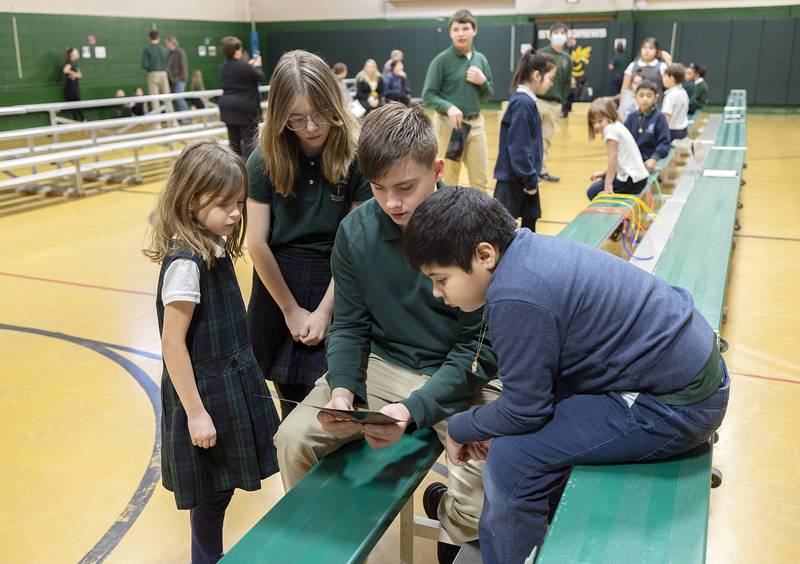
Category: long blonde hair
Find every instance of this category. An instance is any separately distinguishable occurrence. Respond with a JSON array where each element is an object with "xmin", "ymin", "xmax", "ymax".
[
  {"xmin": 259, "ymin": 50, "xmax": 358, "ymax": 197},
  {"xmin": 144, "ymin": 141, "xmax": 248, "ymax": 267}
]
